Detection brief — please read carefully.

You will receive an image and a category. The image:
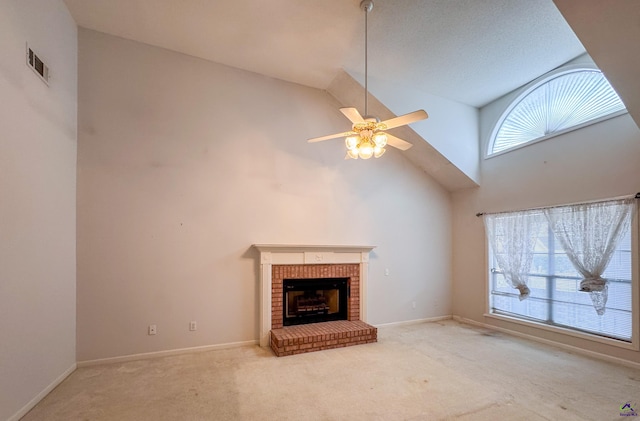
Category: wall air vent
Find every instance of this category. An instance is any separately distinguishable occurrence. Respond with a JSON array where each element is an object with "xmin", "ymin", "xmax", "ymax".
[{"xmin": 26, "ymin": 44, "xmax": 49, "ymax": 85}]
